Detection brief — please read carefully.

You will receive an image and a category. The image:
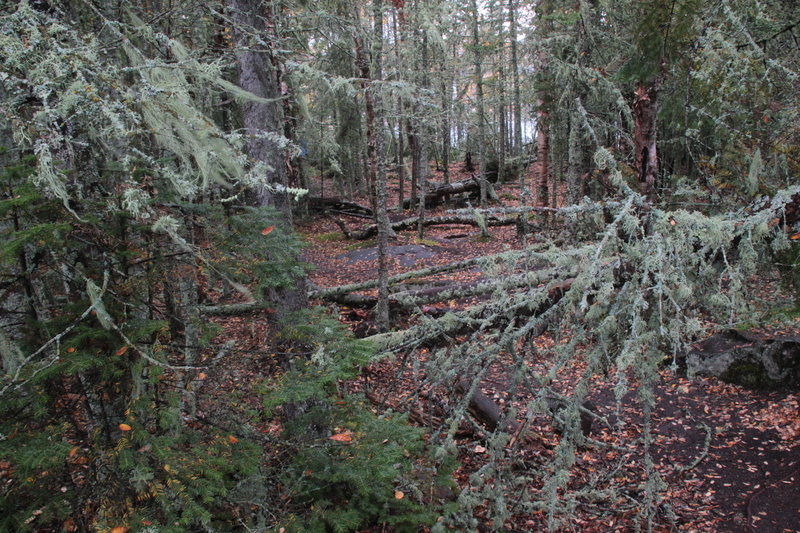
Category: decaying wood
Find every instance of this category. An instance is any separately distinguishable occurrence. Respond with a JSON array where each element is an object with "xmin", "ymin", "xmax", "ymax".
[
  {"xmin": 309, "ymin": 196, "xmax": 374, "ymax": 218},
  {"xmin": 367, "ymin": 276, "xmax": 575, "ymax": 354},
  {"xmin": 345, "ymin": 214, "xmax": 516, "ymax": 240},
  {"xmin": 456, "ymin": 378, "xmax": 520, "ymax": 434},
  {"xmin": 309, "ymin": 242, "xmax": 552, "ymax": 300},
  {"xmin": 197, "ymin": 302, "xmax": 275, "ymax": 316},
  {"xmin": 322, "ymin": 267, "xmax": 560, "ymax": 309},
  {"xmin": 401, "ymin": 177, "xmax": 481, "ymax": 209}
]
